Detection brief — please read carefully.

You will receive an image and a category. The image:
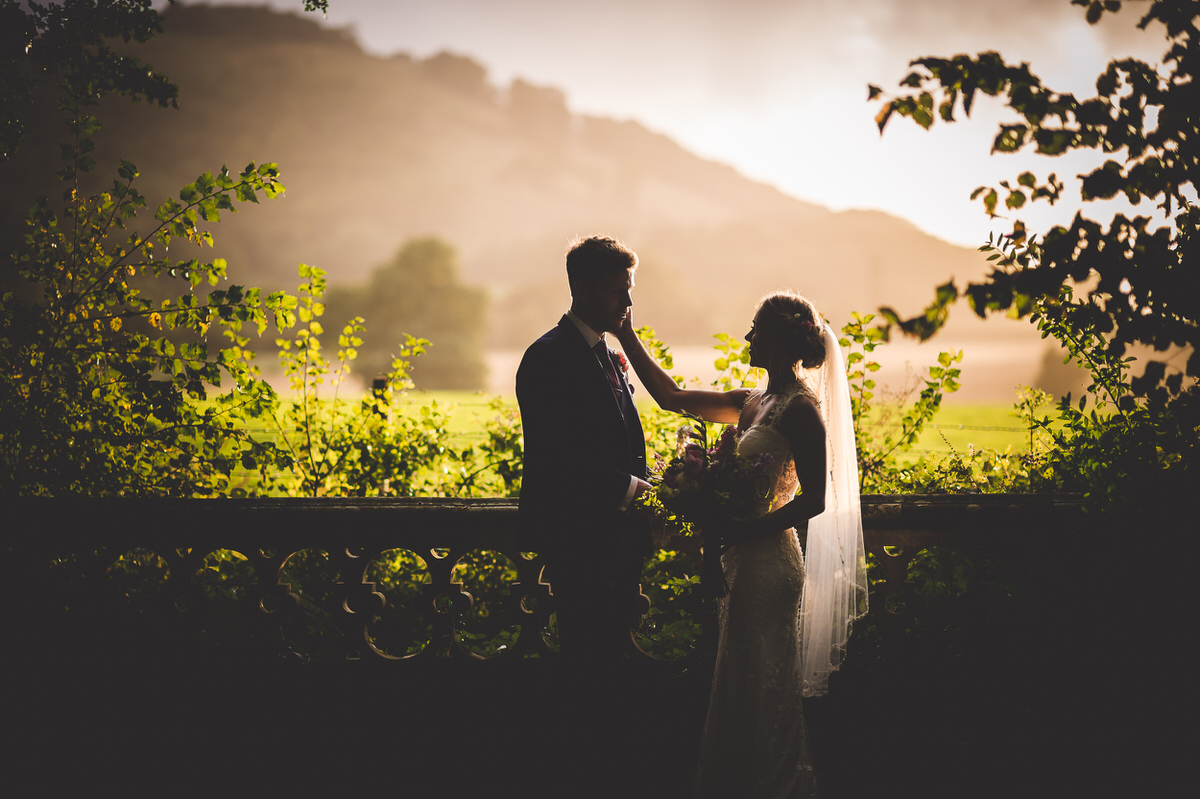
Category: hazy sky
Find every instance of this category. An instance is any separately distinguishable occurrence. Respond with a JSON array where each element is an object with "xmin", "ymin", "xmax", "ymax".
[{"xmin": 196, "ymin": 0, "xmax": 1171, "ymax": 248}]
